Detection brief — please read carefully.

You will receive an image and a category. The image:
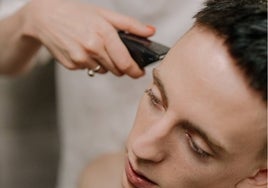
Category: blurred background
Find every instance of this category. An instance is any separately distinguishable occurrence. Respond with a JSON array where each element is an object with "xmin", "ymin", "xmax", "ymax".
[{"xmin": 0, "ymin": 62, "xmax": 59, "ymax": 188}]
